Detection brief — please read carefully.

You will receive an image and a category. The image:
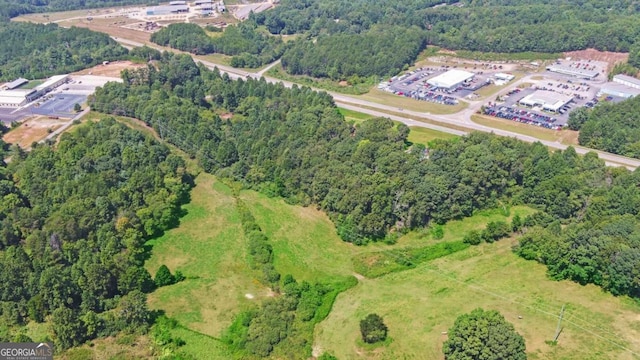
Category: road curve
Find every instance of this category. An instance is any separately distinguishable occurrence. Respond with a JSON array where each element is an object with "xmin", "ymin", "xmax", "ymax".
[{"xmin": 109, "ymin": 36, "xmax": 640, "ymax": 170}]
